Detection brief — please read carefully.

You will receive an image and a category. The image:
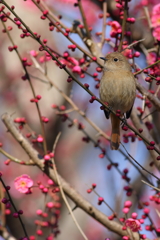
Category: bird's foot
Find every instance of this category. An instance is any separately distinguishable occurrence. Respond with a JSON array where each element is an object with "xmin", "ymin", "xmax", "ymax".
[{"xmin": 104, "ymin": 106, "xmax": 113, "ymax": 119}]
